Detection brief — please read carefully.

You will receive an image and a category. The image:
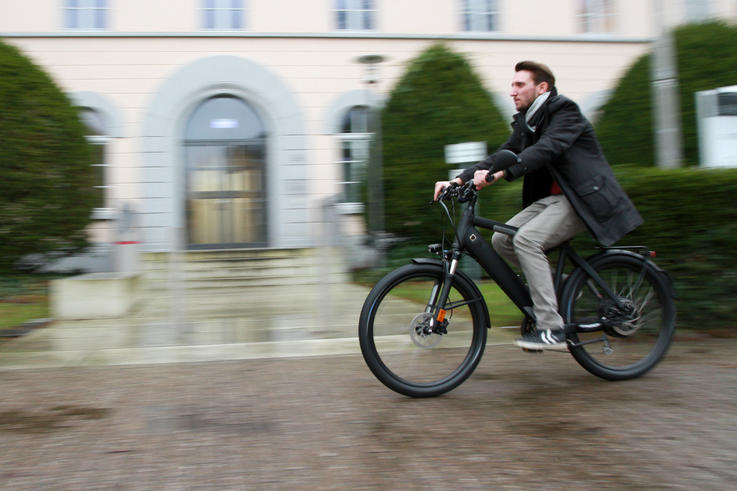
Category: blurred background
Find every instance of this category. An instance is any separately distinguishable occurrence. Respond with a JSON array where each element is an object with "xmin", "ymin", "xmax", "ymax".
[{"xmin": 1, "ymin": 0, "xmax": 736, "ymax": 338}]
